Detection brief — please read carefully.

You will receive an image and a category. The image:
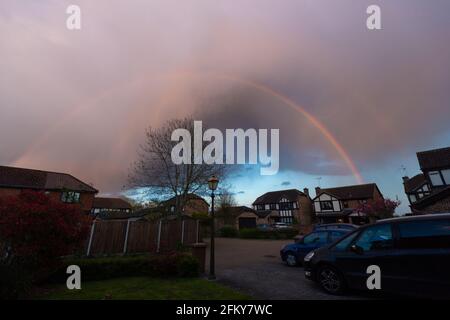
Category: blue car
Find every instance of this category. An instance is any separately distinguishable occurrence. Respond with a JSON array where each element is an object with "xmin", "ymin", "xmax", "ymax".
[
  {"xmin": 313, "ymin": 223, "xmax": 358, "ymax": 232},
  {"xmin": 280, "ymin": 228, "xmax": 350, "ymax": 266}
]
